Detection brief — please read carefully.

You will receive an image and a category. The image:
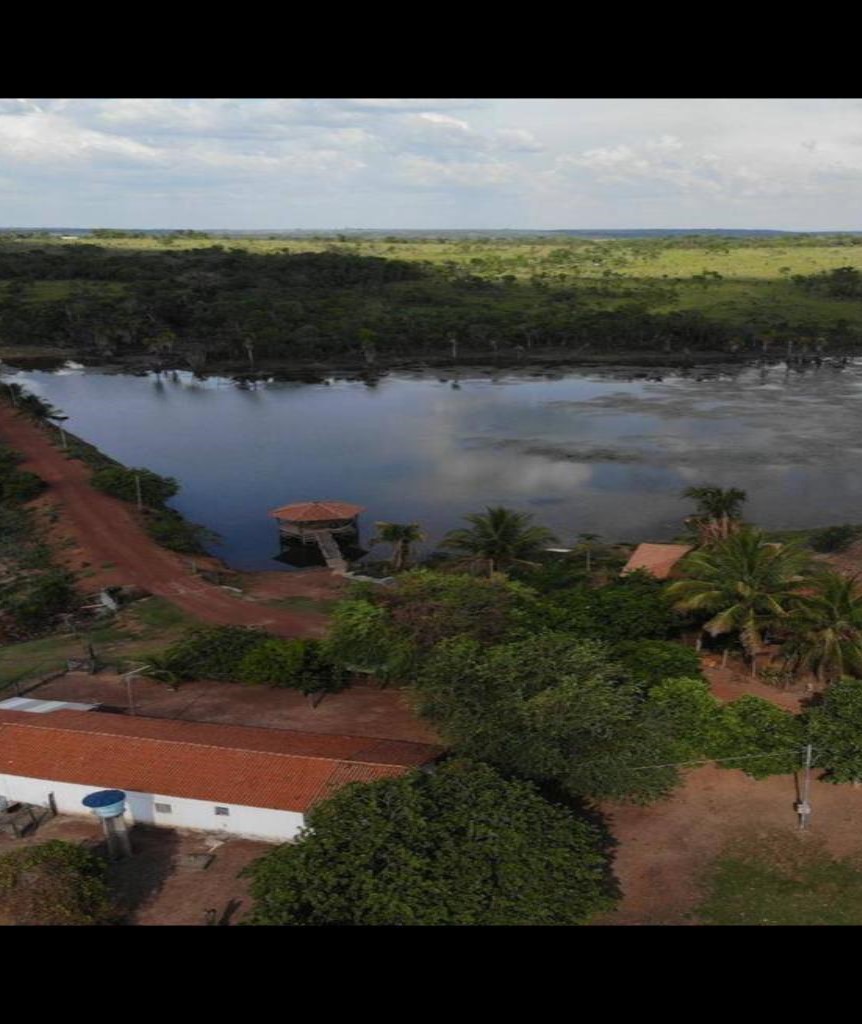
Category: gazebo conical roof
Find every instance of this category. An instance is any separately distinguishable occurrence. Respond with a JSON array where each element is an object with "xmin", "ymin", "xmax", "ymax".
[{"xmin": 270, "ymin": 501, "xmax": 365, "ymax": 523}]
